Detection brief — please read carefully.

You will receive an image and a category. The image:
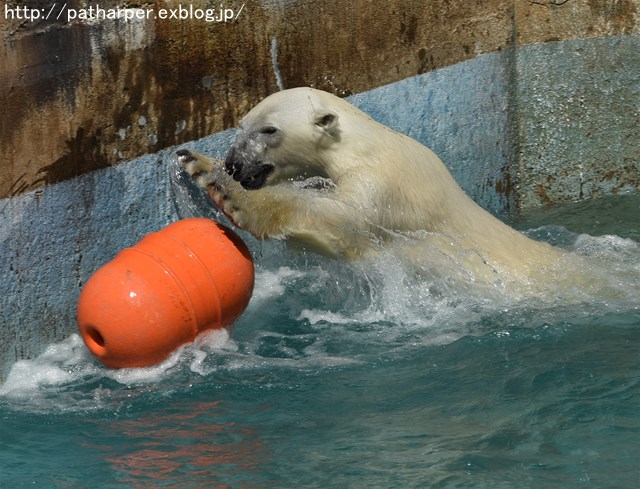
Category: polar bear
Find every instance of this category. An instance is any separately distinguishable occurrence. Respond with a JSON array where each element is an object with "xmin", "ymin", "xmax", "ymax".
[{"xmin": 176, "ymin": 87, "xmax": 566, "ymax": 292}]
